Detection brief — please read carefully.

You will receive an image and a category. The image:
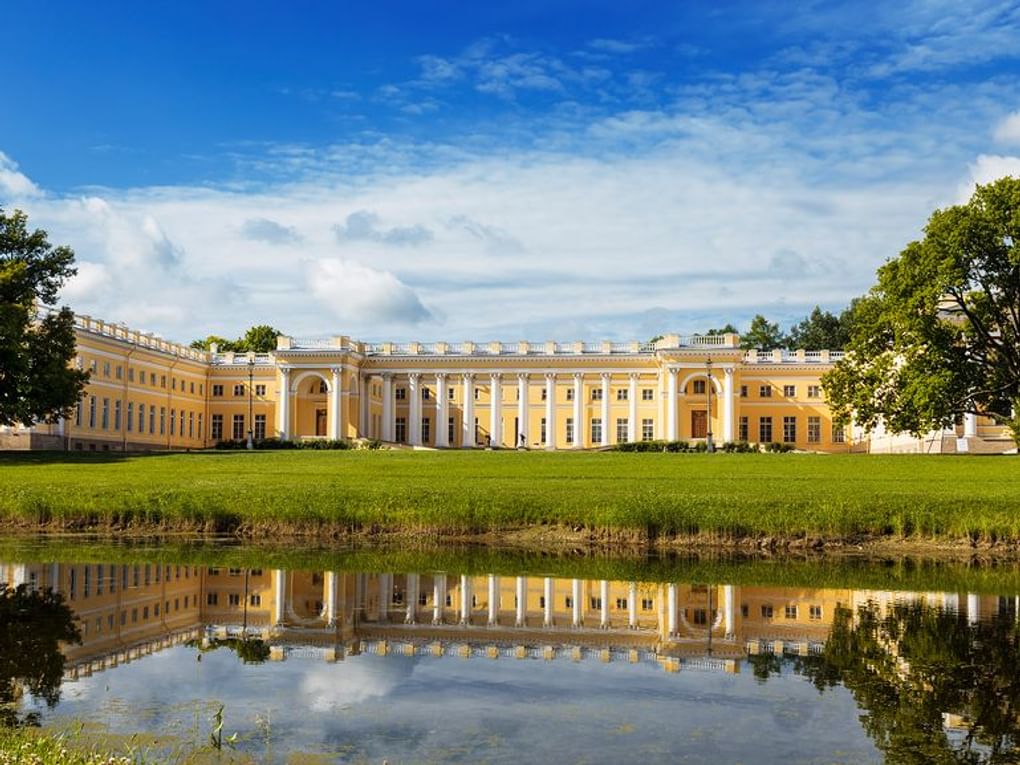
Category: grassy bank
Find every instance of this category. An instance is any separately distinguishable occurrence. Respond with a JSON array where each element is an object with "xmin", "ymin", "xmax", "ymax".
[{"xmin": 1, "ymin": 450, "xmax": 1019, "ymax": 543}]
